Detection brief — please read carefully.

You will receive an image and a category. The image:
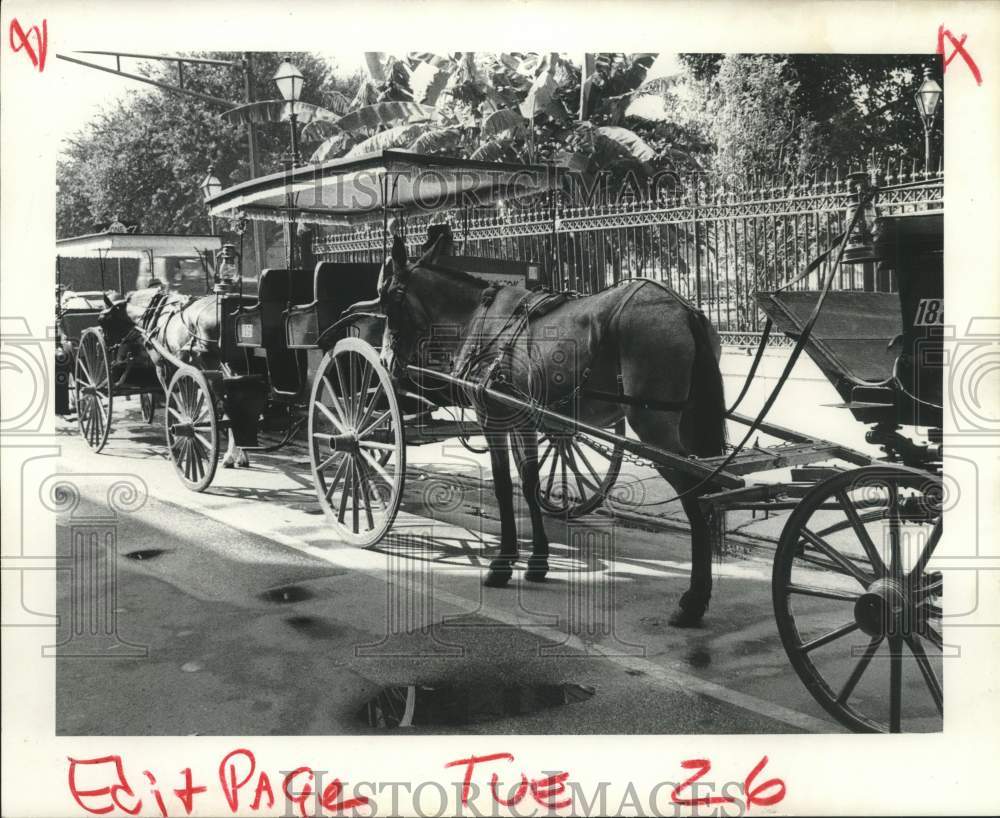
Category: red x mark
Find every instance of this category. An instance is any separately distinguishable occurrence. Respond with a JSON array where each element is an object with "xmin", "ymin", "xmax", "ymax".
[
  {"xmin": 937, "ymin": 25, "xmax": 982, "ymax": 85},
  {"xmin": 8, "ymin": 18, "xmax": 47, "ymax": 72}
]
